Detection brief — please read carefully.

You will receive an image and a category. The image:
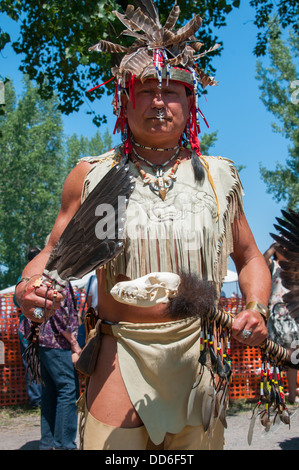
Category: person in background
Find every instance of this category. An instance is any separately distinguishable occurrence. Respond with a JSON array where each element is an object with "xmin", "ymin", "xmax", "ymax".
[
  {"xmin": 264, "ymin": 243, "xmax": 299, "ymax": 404},
  {"xmin": 38, "ymin": 282, "xmax": 82, "ymax": 449},
  {"xmin": 19, "ymin": 280, "xmax": 82, "ymax": 449}
]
